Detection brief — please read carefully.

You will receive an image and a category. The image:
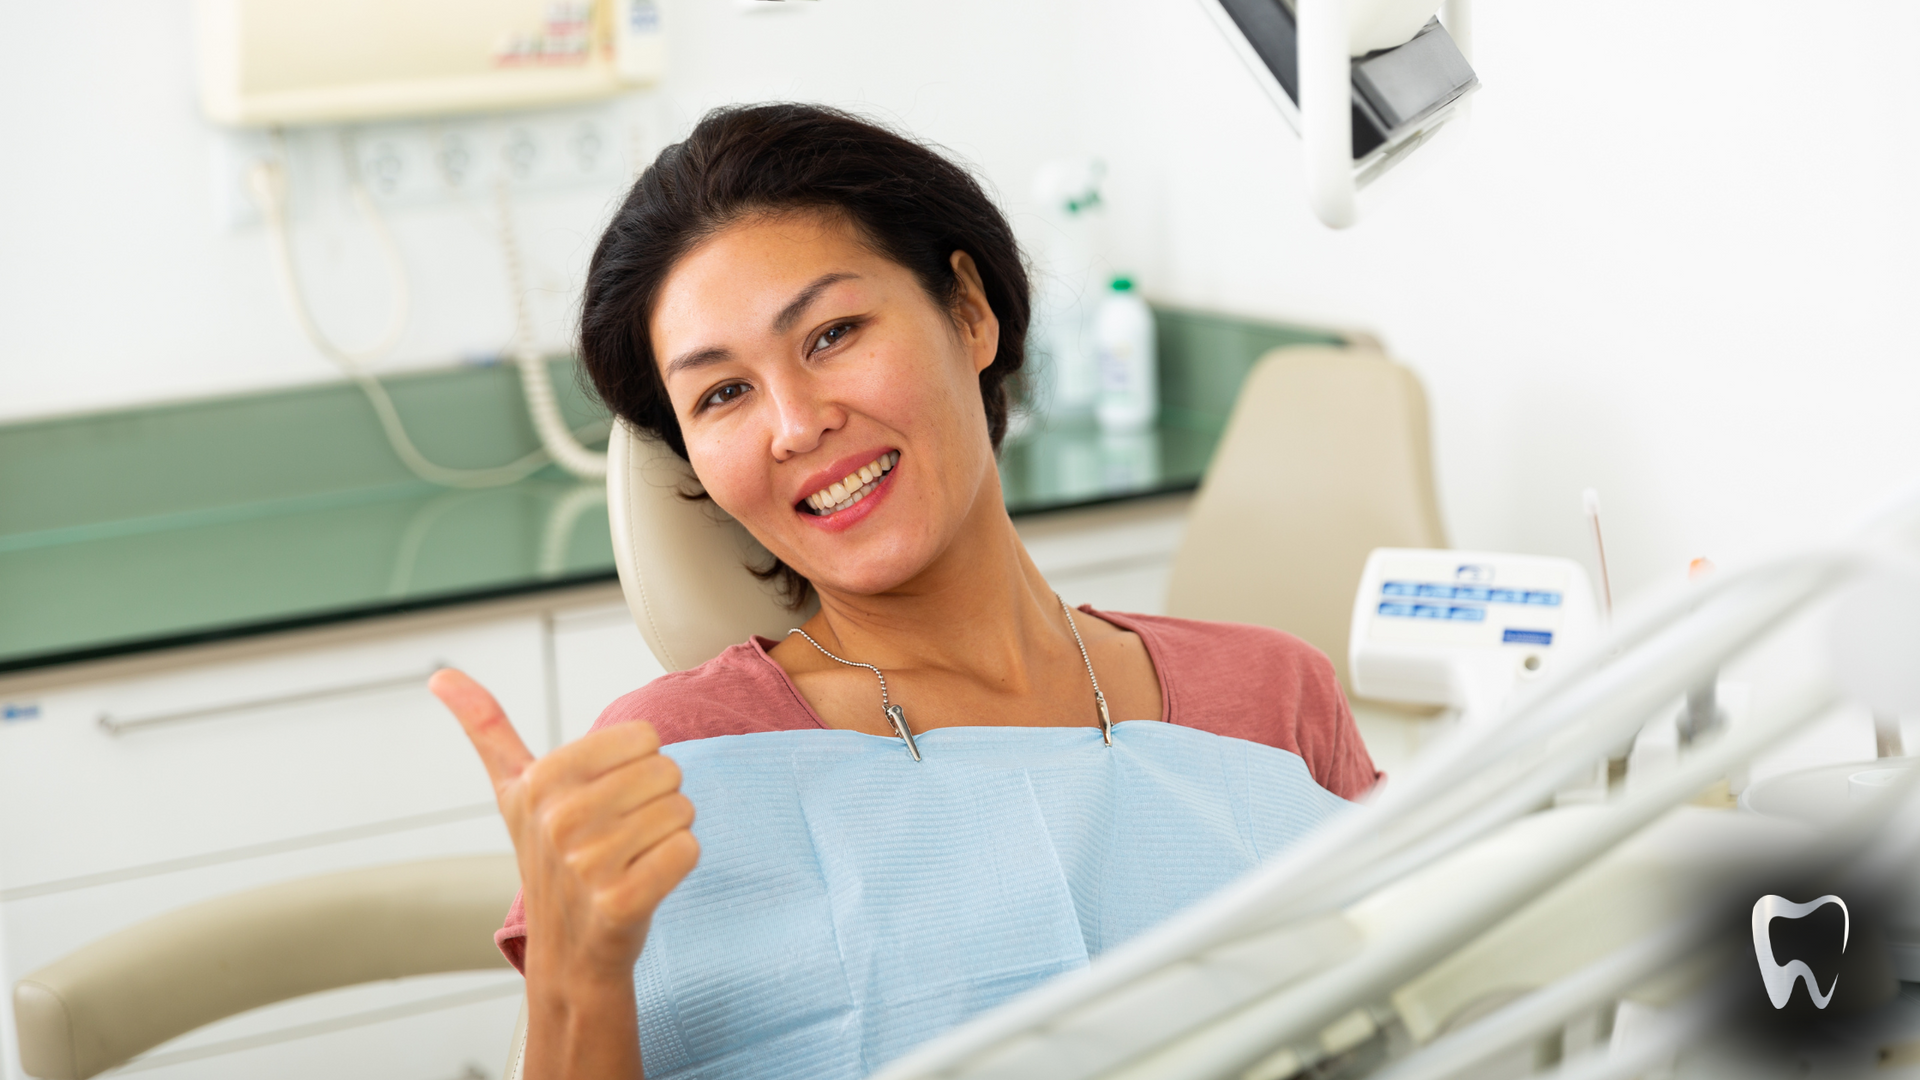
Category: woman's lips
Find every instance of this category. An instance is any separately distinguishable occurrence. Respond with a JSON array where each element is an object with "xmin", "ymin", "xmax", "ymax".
[
  {"xmin": 795, "ymin": 452, "xmax": 899, "ymax": 532},
  {"xmin": 801, "ymin": 450, "xmax": 899, "ymax": 515}
]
